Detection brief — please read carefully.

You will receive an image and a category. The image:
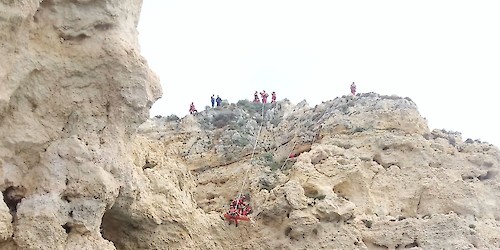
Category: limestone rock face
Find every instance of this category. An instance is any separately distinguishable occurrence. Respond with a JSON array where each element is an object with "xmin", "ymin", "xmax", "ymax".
[
  {"xmin": 134, "ymin": 95, "xmax": 500, "ymax": 250},
  {"xmin": 2, "ymin": 1, "xmax": 500, "ymax": 250},
  {"xmin": 1, "ymin": 0, "xmax": 160, "ymax": 249}
]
